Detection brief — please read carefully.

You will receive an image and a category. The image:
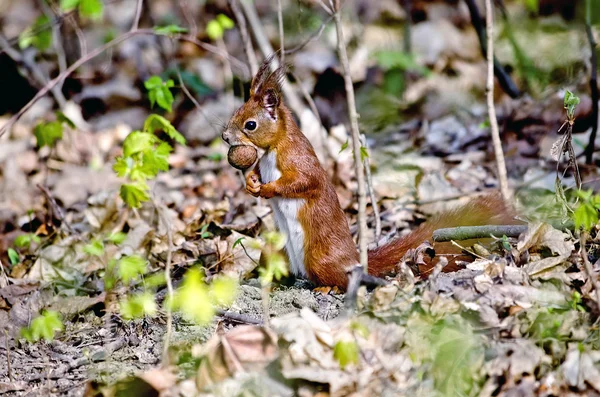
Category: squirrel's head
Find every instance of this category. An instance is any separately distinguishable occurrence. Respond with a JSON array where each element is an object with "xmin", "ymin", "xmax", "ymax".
[{"xmin": 222, "ymin": 57, "xmax": 286, "ymax": 150}]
